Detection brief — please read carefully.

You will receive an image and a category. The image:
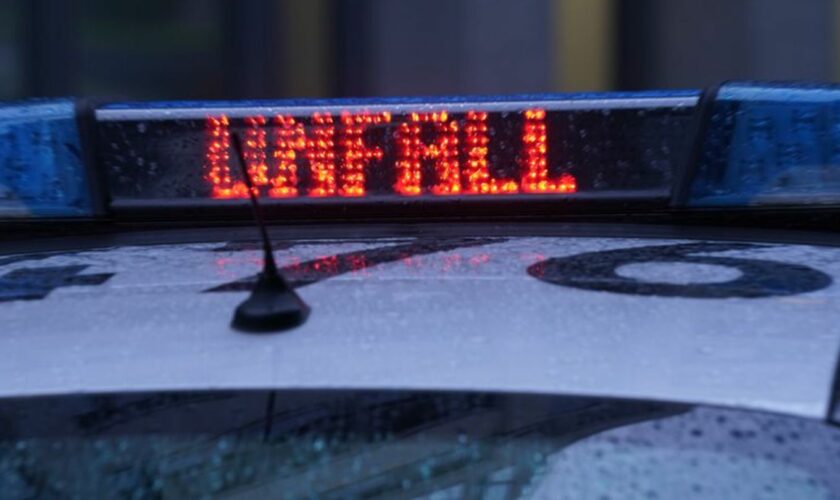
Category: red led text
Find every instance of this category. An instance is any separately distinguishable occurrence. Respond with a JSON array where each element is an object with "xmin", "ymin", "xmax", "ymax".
[{"xmin": 205, "ymin": 109, "xmax": 576, "ymax": 199}]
